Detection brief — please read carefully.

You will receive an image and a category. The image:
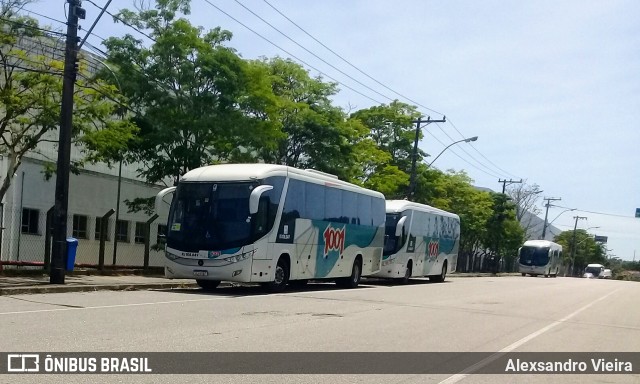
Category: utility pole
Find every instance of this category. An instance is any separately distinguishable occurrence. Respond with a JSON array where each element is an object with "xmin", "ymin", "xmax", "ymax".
[
  {"xmin": 568, "ymin": 215, "xmax": 587, "ymax": 277},
  {"xmin": 540, "ymin": 197, "xmax": 561, "ymax": 240},
  {"xmin": 498, "ymin": 178, "xmax": 522, "ymax": 194},
  {"xmin": 50, "ymin": 0, "xmax": 85, "ymax": 284},
  {"xmin": 407, "ymin": 115, "xmax": 446, "ymax": 198}
]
